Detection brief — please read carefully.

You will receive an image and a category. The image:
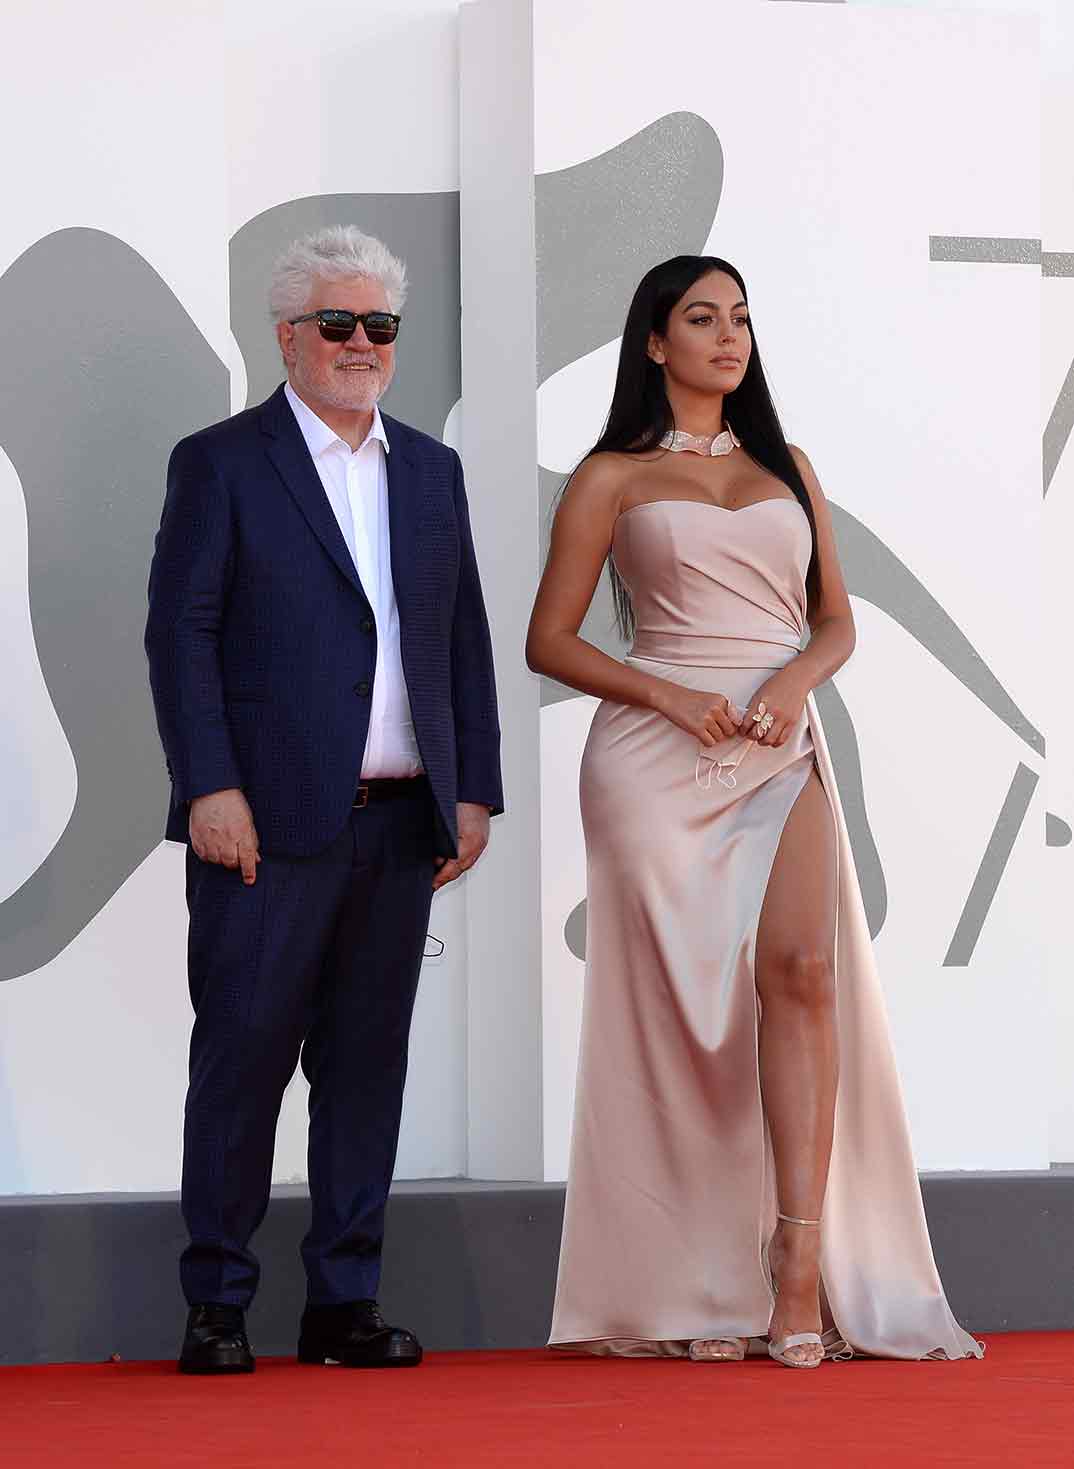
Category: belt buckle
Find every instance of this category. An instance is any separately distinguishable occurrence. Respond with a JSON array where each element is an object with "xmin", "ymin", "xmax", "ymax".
[{"xmin": 353, "ymin": 786, "xmax": 369, "ymax": 809}]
